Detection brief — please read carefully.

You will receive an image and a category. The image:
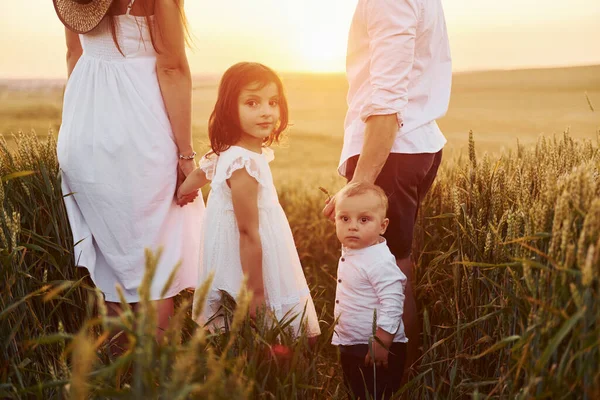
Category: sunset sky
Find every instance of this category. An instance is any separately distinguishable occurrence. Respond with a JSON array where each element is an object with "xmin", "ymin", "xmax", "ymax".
[{"xmin": 0, "ymin": 0, "xmax": 599, "ymax": 78}]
